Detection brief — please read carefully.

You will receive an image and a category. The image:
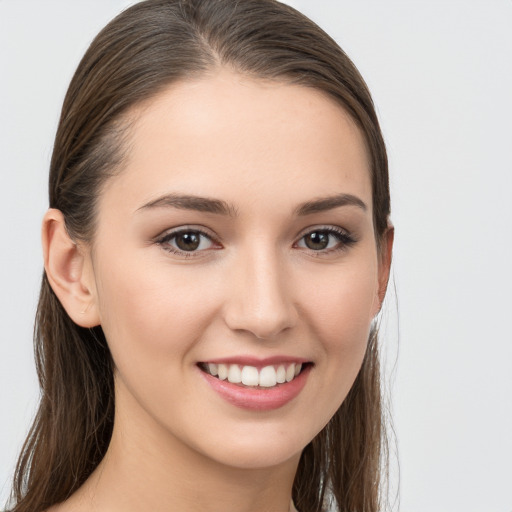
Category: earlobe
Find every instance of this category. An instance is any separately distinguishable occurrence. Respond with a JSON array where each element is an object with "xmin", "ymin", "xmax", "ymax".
[
  {"xmin": 373, "ymin": 224, "xmax": 394, "ymax": 316},
  {"xmin": 42, "ymin": 209, "xmax": 100, "ymax": 328}
]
